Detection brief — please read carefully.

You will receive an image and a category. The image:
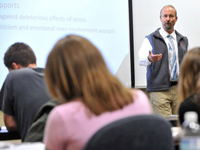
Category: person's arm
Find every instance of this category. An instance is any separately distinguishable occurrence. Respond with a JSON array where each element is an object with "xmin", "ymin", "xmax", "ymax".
[
  {"xmin": 3, "ymin": 113, "xmax": 18, "ymax": 131},
  {"xmin": 43, "ymin": 108, "xmax": 66, "ymax": 150},
  {"xmin": 138, "ymin": 38, "xmax": 152, "ymax": 67},
  {"xmin": 0, "ymin": 81, "xmax": 6, "ymax": 110},
  {"xmin": 138, "ymin": 38, "xmax": 162, "ymax": 66},
  {"xmin": 2, "ymin": 75, "xmax": 18, "ymax": 131}
]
